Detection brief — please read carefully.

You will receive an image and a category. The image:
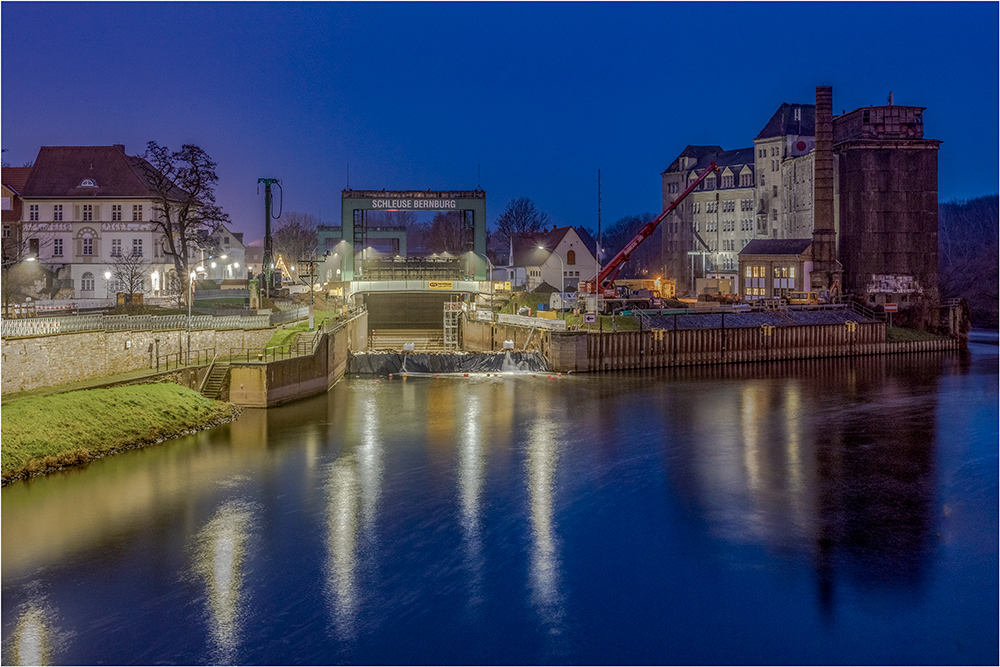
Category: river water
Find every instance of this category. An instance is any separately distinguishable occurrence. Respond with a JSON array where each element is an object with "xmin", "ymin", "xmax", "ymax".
[{"xmin": 2, "ymin": 333, "xmax": 997, "ymax": 665}]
